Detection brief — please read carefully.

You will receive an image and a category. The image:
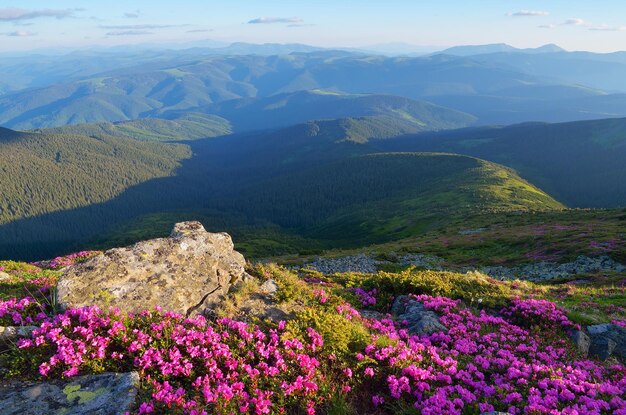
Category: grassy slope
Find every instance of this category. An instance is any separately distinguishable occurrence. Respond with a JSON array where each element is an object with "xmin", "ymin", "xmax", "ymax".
[
  {"xmin": 275, "ymin": 208, "xmax": 626, "ymax": 269},
  {"xmin": 376, "ymin": 117, "xmax": 626, "ymax": 208}
]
